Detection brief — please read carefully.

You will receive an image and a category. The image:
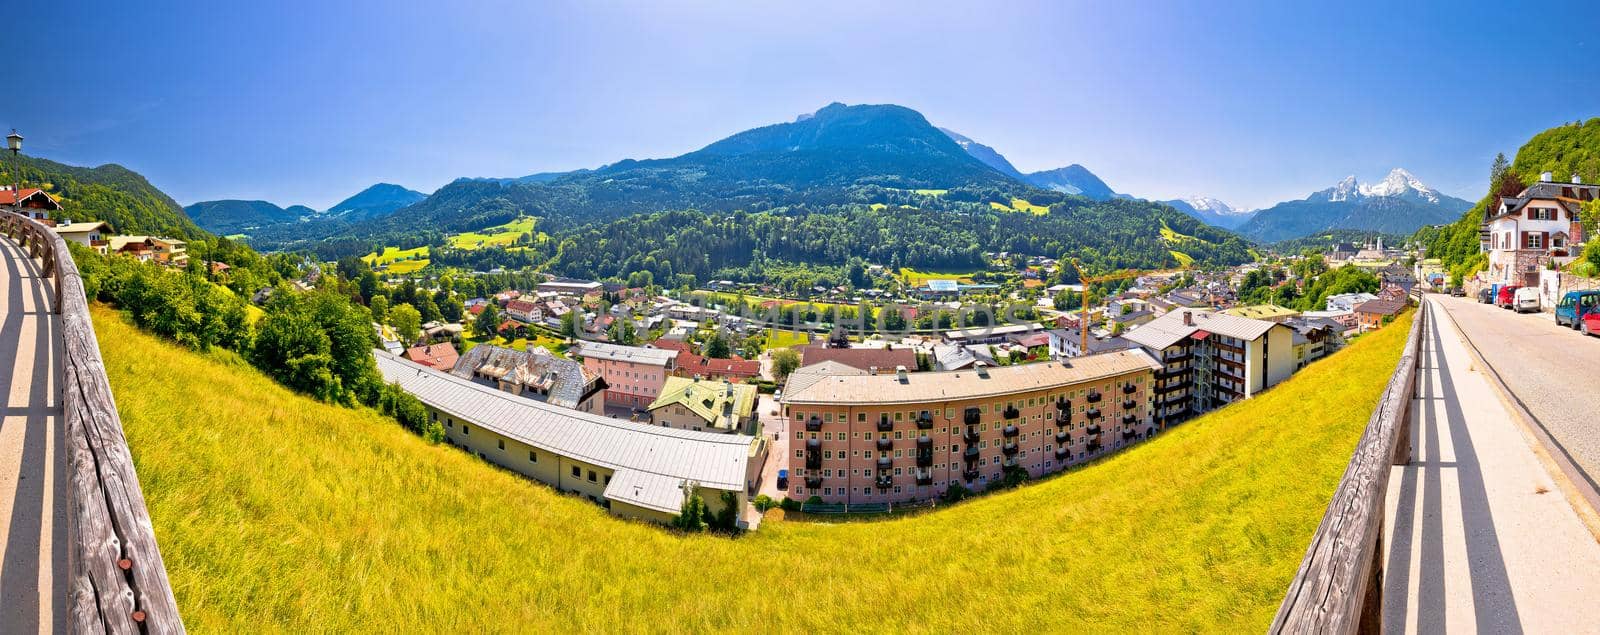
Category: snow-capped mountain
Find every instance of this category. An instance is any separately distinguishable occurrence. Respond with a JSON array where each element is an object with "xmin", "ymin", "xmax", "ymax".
[
  {"xmin": 1160, "ymin": 196, "xmax": 1256, "ymax": 229},
  {"xmin": 1312, "ymin": 168, "xmax": 1452, "ymax": 205},
  {"xmin": 1239, "ymin": 168, "xmax": 1473, "ymax": 242}
]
